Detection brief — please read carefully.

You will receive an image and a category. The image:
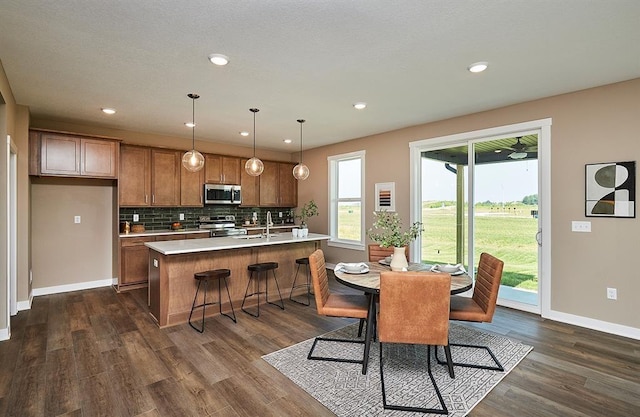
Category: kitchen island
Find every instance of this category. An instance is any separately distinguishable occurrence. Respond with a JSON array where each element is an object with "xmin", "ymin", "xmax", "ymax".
[{"xmin": 146, "ymin": 233, "xmax": 330, "ymax": 327}]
